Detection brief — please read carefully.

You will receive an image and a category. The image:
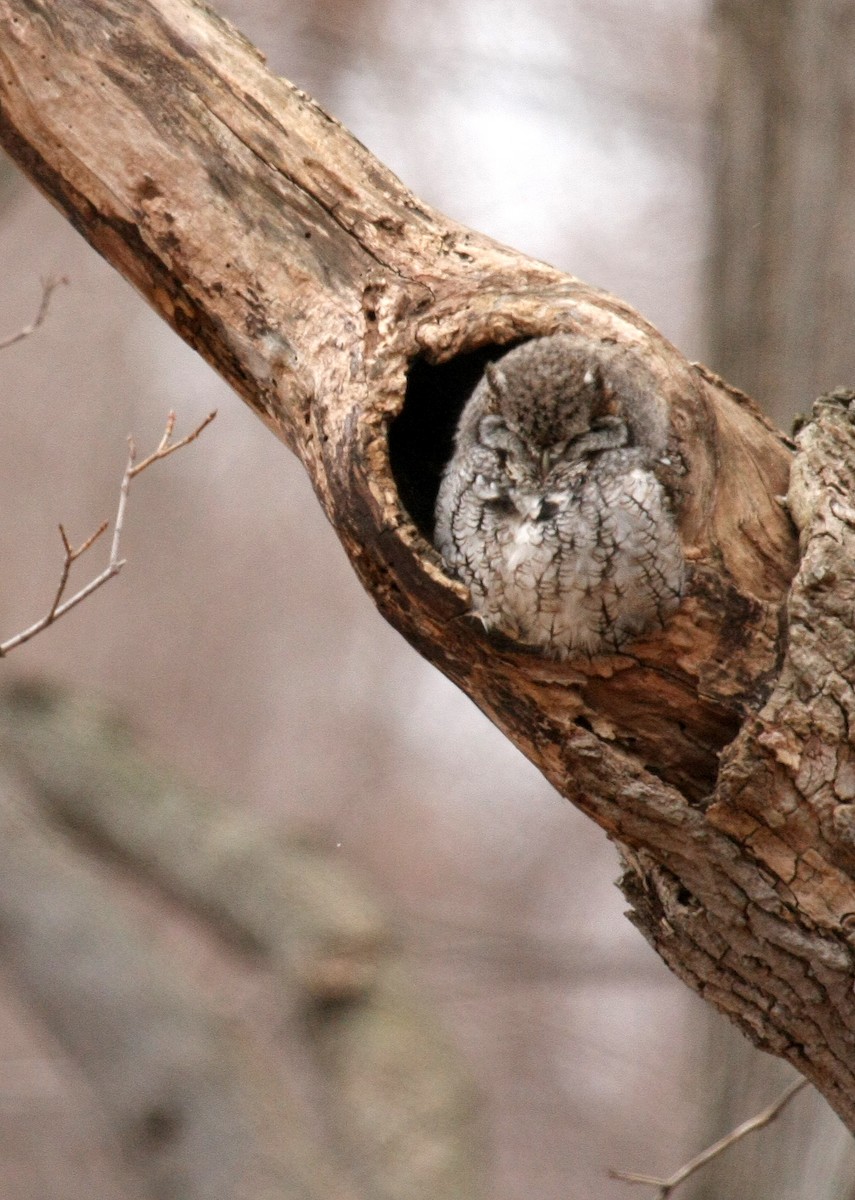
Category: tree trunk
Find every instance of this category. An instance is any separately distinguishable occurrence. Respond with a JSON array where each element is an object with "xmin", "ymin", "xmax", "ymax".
[
  {"xmin": 2, "ymin": 0, "xmax": 855, "ymax": 1131},
  {"xmin": 708, "ymin": 0, "xmax": 855, "ymax": 423}
]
